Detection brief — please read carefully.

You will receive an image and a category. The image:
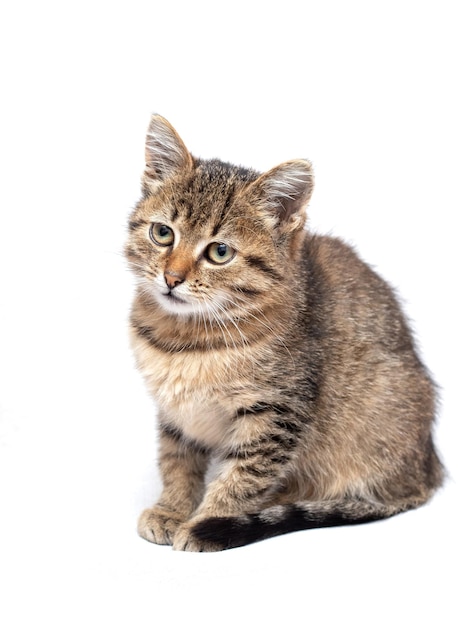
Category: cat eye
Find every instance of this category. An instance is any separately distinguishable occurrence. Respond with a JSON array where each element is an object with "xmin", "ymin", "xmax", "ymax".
[
  {"xmin": 149, "ymin": 223, "xmax": 174, "ymax": 247},
  {"xmin": 205, "ymin": 242, "xmax": 236, "ymax": 265}
]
